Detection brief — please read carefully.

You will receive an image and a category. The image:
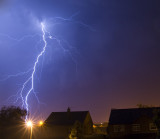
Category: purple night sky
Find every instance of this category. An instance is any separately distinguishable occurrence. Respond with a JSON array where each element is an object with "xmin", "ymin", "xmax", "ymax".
[{"xmin": 0, "ymin": 0, "xmax": 160, "ymax": 123}]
